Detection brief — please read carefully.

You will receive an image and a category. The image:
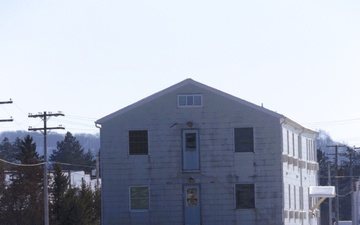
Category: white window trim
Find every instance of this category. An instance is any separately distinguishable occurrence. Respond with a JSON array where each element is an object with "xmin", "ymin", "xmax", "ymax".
[
  {"xmin": 129, "ymin": 186, "xmax": 150, "ymax": 212},
  {"xmin": 177, "ymin": 94, "xmax": 203, "ymax": 108}
]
